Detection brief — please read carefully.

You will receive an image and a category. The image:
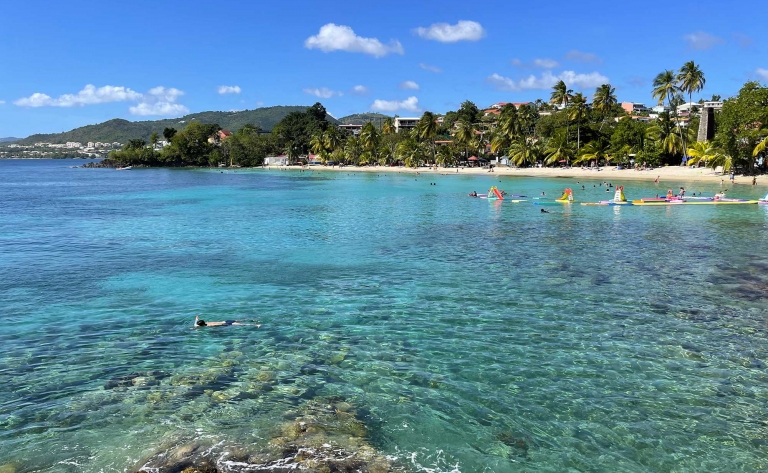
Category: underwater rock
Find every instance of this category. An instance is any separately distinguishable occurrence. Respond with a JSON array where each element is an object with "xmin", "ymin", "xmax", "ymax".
[
  {"xmin": 135, "ymin": 397, "xmax": 401, "ymax": 472},
  {"xmin": 495, "ymin": 431, "xmax": 530, "ymax": 458},
  {"xmin": 104, "ymin": 371, "xmax": 167, "ymax": 390},
  {"xmin": 0, "ymin": 463, "xmax": 18, "ymax": 473}
]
